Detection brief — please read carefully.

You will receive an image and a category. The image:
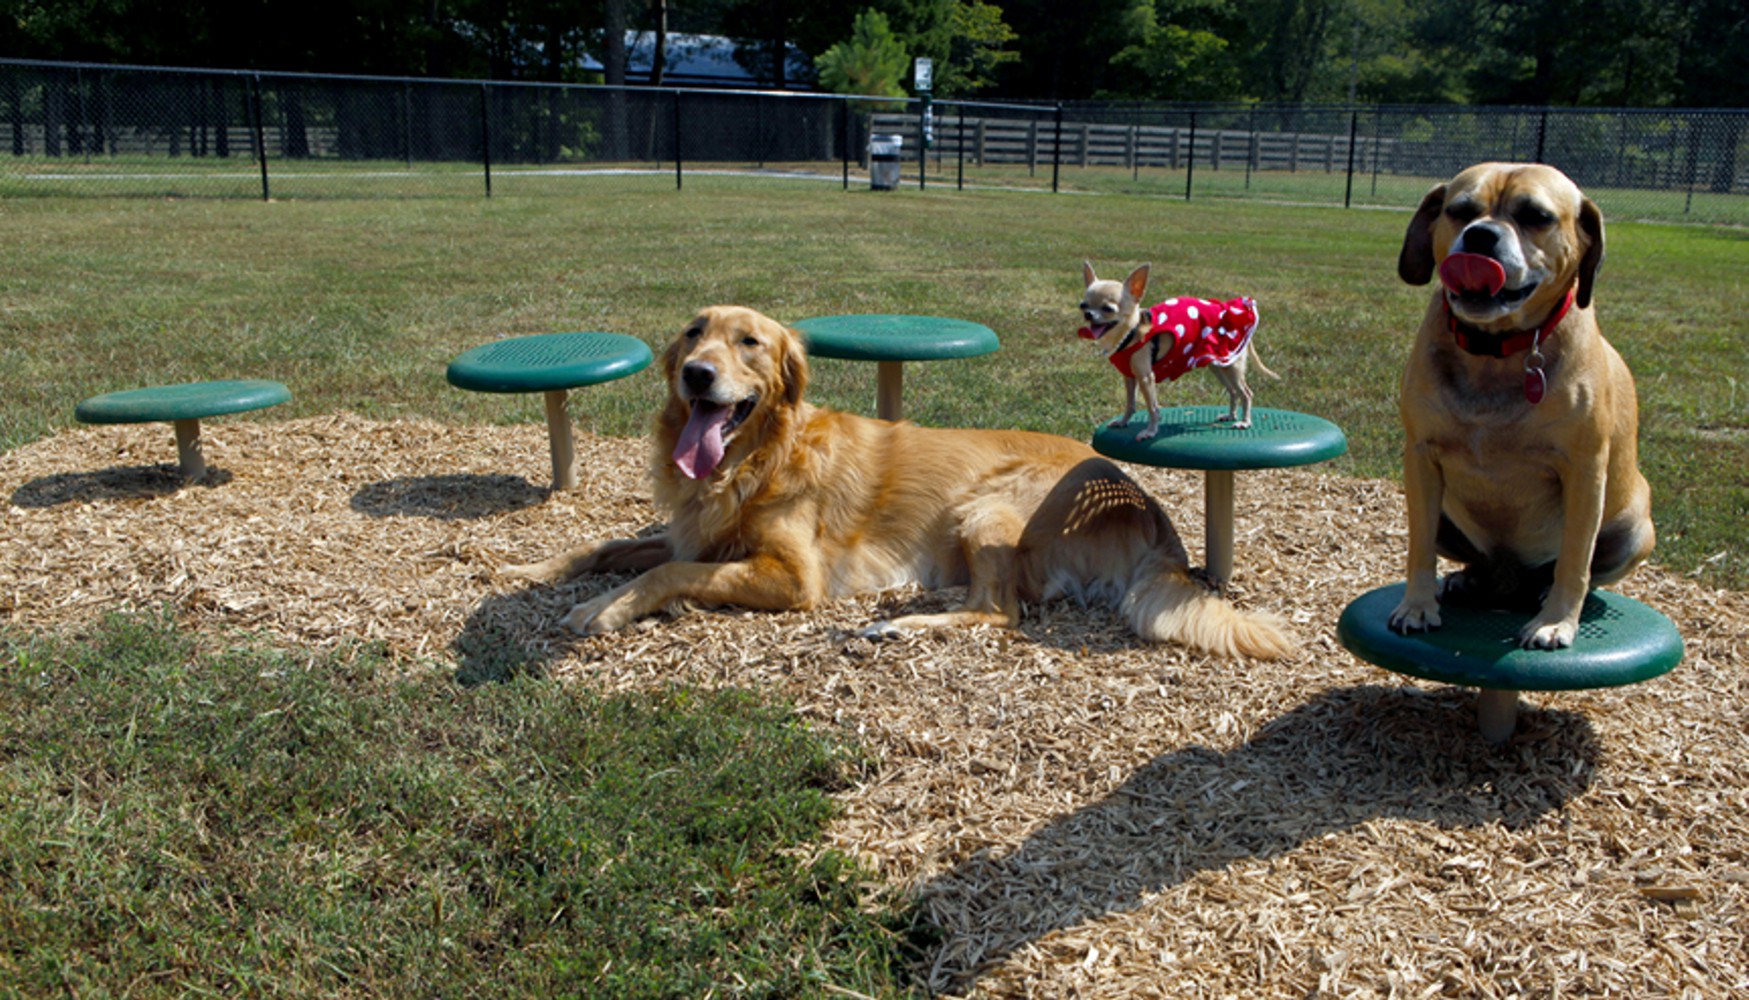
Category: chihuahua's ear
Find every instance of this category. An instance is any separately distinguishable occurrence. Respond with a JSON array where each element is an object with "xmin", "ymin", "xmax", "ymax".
[
  {"xmin": 1124, "ymin": 263, "xmax": 1151, "ymax": 302},
  {"xmin": 1082, "ymin": 260, "xmax": 1098, "ymax": 288},
  {"xmin": 1398, "ymin": 184, "xmax": 1446, "ymax": 286}
]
